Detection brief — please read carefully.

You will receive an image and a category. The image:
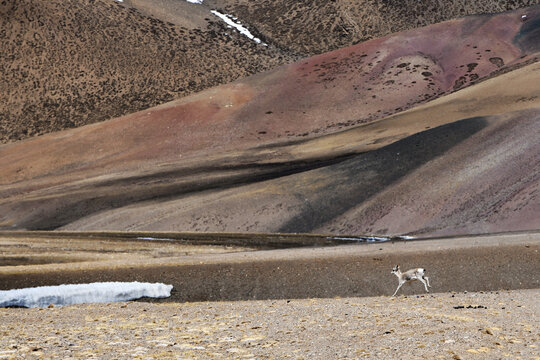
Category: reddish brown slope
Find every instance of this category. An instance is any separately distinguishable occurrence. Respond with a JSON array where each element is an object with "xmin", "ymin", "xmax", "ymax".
[
  {"xmin": 0, "ymin": 7, "xmax": 539, "ymax": 234},
  {"xmin": 63, "ymin": 67, "xmax": 540, "ymax": 236},
  {"xmin": 3, "ymin": 0, "xmax": 535, "ymax": 145},
  {"xmin": 1, "ymin": 7, "xmax": 537, "ymax": 184}
]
